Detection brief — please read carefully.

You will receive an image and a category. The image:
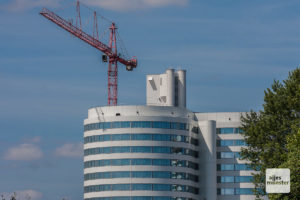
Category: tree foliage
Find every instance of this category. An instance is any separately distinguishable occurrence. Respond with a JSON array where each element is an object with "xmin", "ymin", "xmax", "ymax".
[{"xmin": 240, "ymin": 68, "xmax": 300, "ymax": 199}]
